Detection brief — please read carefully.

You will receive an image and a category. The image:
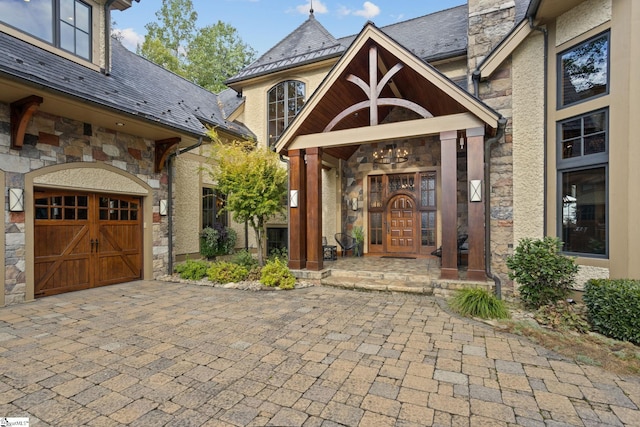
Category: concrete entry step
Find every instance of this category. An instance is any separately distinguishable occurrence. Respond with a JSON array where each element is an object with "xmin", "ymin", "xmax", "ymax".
[{"xmin": 320, "ymin": 273, "xmax": 434, "ymax": 295}]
